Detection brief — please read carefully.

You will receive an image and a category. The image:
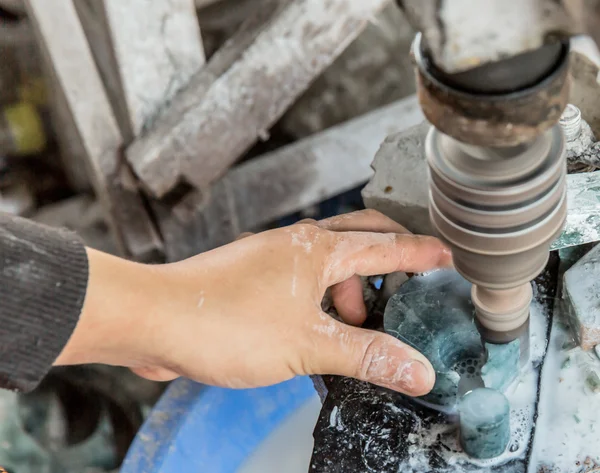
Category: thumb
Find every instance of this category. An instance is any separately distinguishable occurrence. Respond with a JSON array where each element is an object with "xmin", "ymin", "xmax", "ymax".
[{"xmin": 311, "ymin": 318, "xmax": 435, "ymax": 396}]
